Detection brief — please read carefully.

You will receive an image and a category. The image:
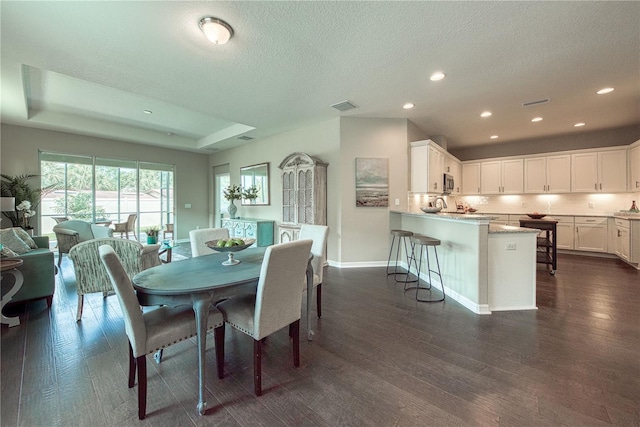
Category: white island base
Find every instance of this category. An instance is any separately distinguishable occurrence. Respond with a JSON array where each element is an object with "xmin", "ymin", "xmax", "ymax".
[{"xmin": 390, "ymin": 211, "xmax": 539, "ymax": 314}]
